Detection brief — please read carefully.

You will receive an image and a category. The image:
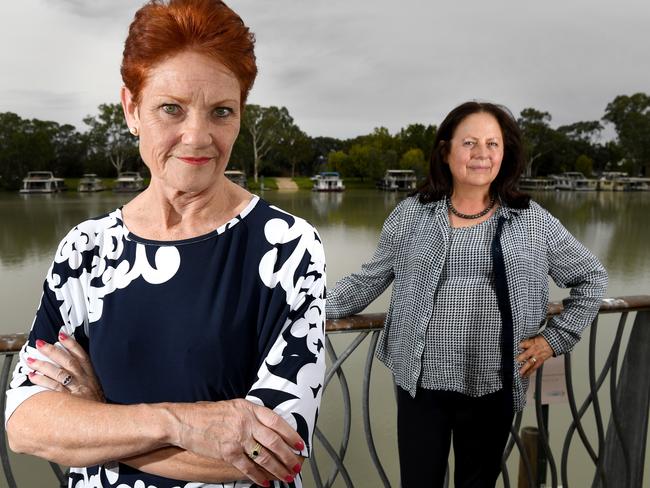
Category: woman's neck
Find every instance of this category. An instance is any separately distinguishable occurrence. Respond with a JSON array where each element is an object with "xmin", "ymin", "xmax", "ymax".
[
  {"xmin": 449, "ymin": 186, "xmax": 492, "ymax": 212},
  {"xmin": 122, "ymin": 177, "xmax": 252, "ymax": 241},
  {"xmin": 448, "ymin": 185, "xmax": 498, "ymax": 228}
]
